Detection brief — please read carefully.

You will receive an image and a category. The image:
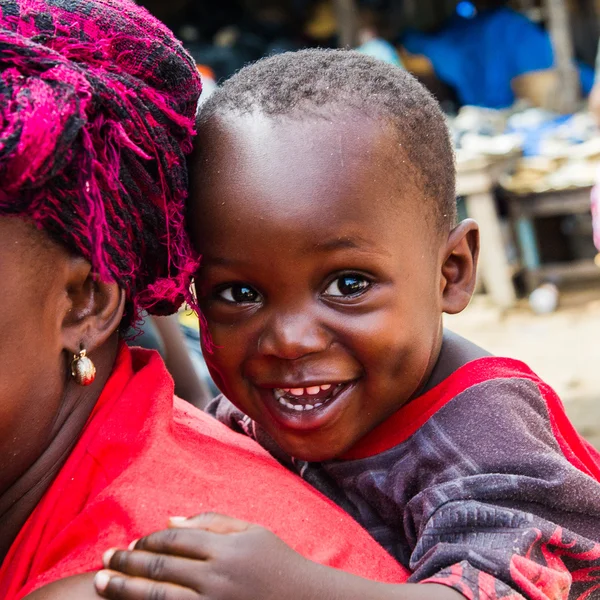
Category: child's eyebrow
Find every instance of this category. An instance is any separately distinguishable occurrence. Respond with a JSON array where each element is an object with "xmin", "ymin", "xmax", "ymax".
[
  {"xmin": 311, "ymin": 237, "xmax": 391, "ymax": 257},
  {"xmin": 199, "ymin": 256, "xmax": 243, "ymax": 267},
  {"xmin": 198, "ymin": 238, "xmax": 392, "ymax": 269}
]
